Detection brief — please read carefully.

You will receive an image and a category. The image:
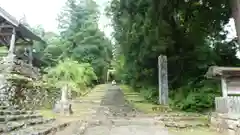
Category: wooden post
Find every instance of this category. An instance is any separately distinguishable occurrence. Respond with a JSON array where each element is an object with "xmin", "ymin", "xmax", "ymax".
[
  {"xmin": 107, "ymin": 71, "xmax": 109, "ymax": 83},
  {"xmin": 8, "ymin": 27, "xmax": 16, "ymax": 56},
  {"xmin": 28, "ymin": 45, "xmax": 33, "ymax": 65},
  {"xmin": 221, "ymin": 77, "xmax": 228, "ymax": 97},
  {"xmin": 158, "ymin": 55, "xmax": 169, "ymax": 105}
]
